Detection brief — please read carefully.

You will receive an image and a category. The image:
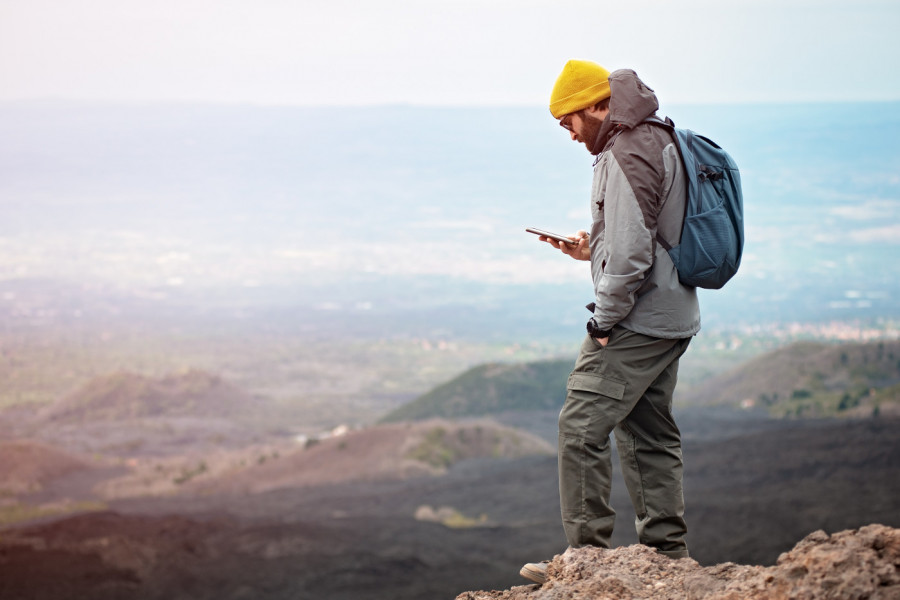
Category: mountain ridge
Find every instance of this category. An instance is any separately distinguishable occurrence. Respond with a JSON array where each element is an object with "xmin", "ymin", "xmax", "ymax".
[{"xmin": 381, "ymin": 340, "xmax": 900, "ymax": 421}]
